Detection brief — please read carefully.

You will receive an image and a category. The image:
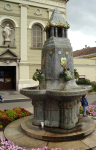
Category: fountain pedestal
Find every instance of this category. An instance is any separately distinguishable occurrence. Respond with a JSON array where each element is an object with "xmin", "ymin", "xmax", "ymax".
[
  {"xmin": 20, "ymin": 8, "xmax": 89, "ymax": 130},
  {"xmin": 21, "ymin": 88, "xmax": 87, "ymax": 129}
]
